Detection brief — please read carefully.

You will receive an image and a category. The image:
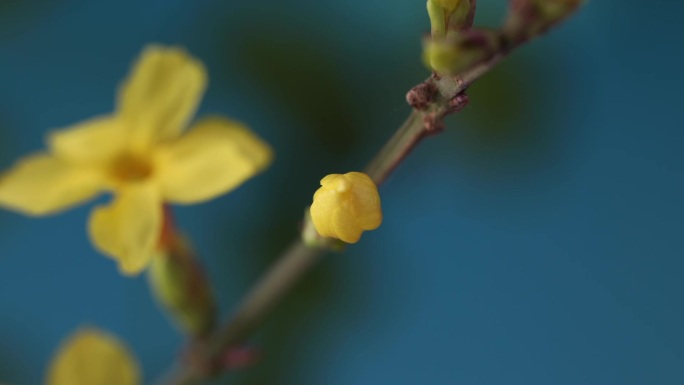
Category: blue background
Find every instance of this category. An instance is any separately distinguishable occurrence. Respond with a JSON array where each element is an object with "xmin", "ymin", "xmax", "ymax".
[{"xmin": 0, "ymin": 1, "xmax": 682, "ymax": 384}]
